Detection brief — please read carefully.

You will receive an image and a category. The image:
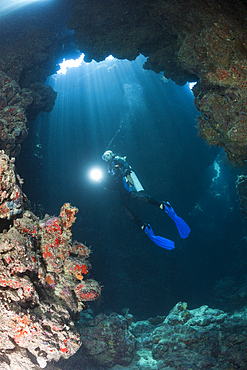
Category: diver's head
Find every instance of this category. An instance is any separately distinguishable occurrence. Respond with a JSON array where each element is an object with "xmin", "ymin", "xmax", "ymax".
[{"xmin": 102, "ymin": 150, "xmax": 115, "ymax": 162}]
